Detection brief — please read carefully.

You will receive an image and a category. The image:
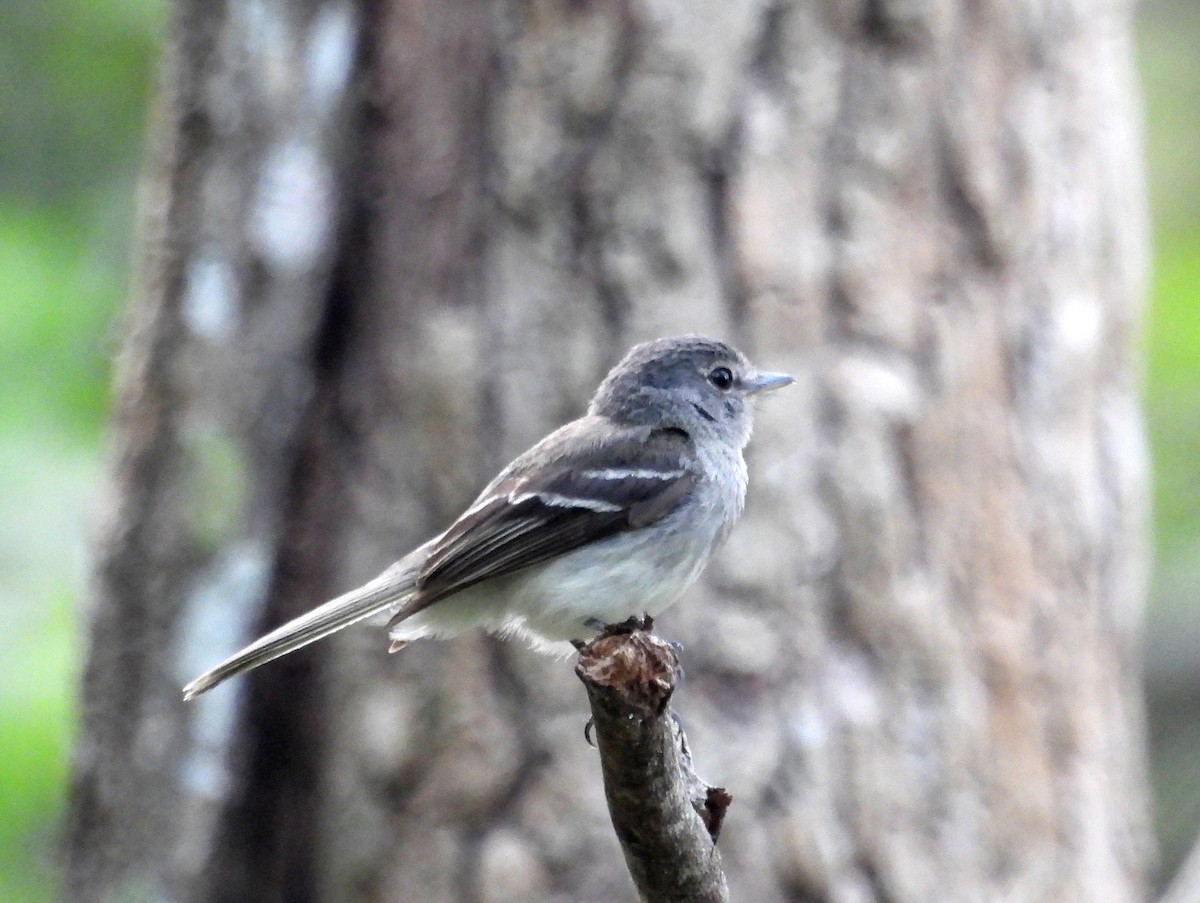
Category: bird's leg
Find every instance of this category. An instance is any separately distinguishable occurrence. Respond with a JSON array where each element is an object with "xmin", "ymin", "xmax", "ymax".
[
  {"xmin": 576, "ymin": 614, "xmax": 662, "ymax": 746},
  {"xmin": 622, "ymin": 613, "xmax": 654, "ymax": 633},
  {"xmin": 582, "ymin": 613, "xmax": 656, "ymax": 638},
  {"xmin": 578, "ymin": 614, "xmax": 653, "ymax": 642},
  {"xmin": 575, "ymin": 635, "xmax": 595, "ymax": 742},
  {"xmin": 579, "ymin": 614, "xmax": 684, "ymax": 677},
  {"xmin": 583, "ymin": 614, "xmax": 687, "ymax": 685}
]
